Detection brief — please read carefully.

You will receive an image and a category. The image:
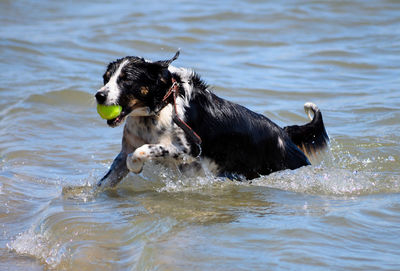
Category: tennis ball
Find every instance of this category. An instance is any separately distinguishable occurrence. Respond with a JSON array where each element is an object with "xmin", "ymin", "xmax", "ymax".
[{"xmin": 97, "ymin": 104, "xmax": 122, "ymax": 120}]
